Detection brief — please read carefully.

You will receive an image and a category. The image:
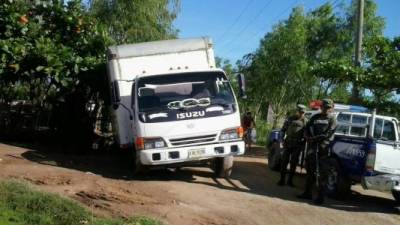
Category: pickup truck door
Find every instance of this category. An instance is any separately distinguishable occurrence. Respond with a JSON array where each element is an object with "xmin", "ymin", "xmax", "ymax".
[{"xmin": 373, "ymin": 119, "xmax": 400, "ymax": 175}]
